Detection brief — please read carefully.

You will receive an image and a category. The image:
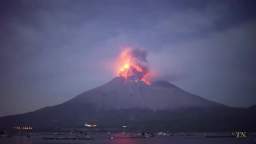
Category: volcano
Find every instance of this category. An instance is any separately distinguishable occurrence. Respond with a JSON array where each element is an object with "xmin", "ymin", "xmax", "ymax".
[
  {"xmin": 0, "ymin": 48, "xmax": 255, "ymax": 131},
  {"xmin": 67, "ymin": 77, "xmax": 223, "ymax": 110},
  {"xmin": 2, "ymin": 76, "xmax": 255, "ymax": 131},
  {"xmin": 0, "ymin": 77, "xmax": 255, "ymax": 131}
]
